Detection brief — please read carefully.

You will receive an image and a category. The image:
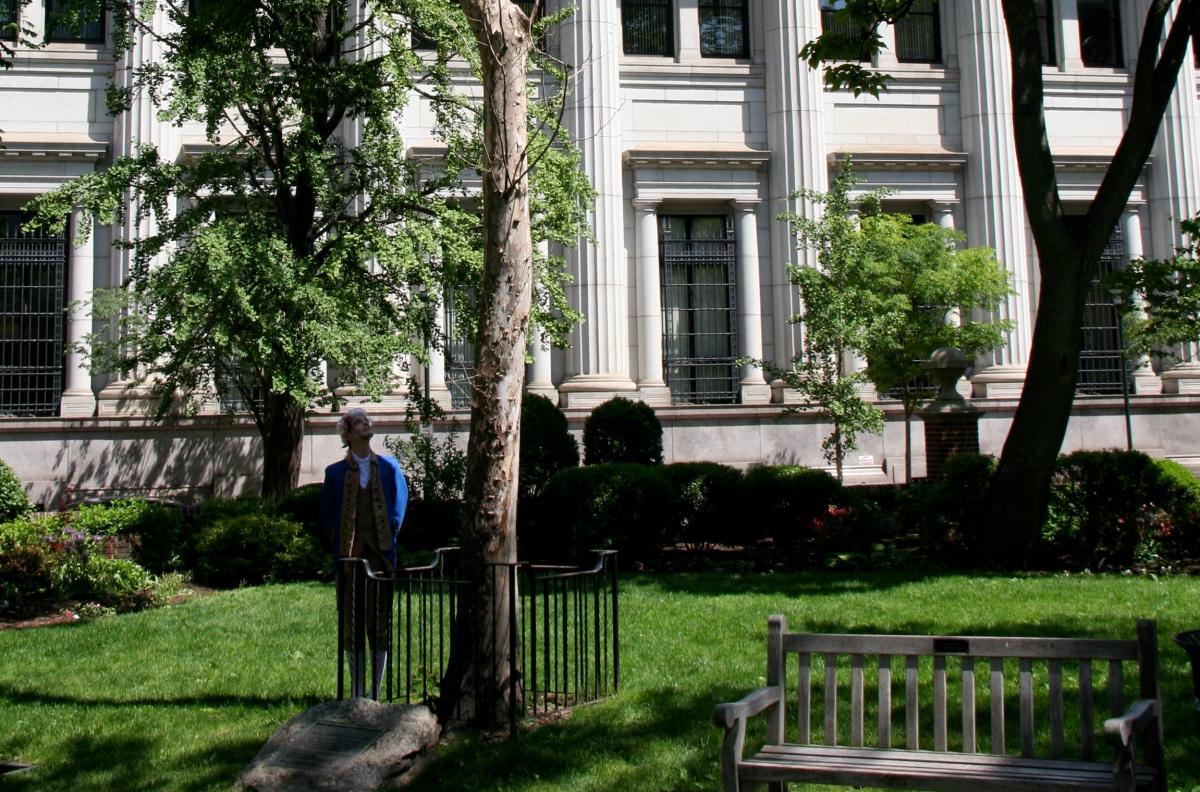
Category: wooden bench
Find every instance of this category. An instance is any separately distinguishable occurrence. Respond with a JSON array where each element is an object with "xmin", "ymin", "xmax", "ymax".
[{"xmin": 713, "ymin": 616, "xmax": 1166, "ymax": 792}]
